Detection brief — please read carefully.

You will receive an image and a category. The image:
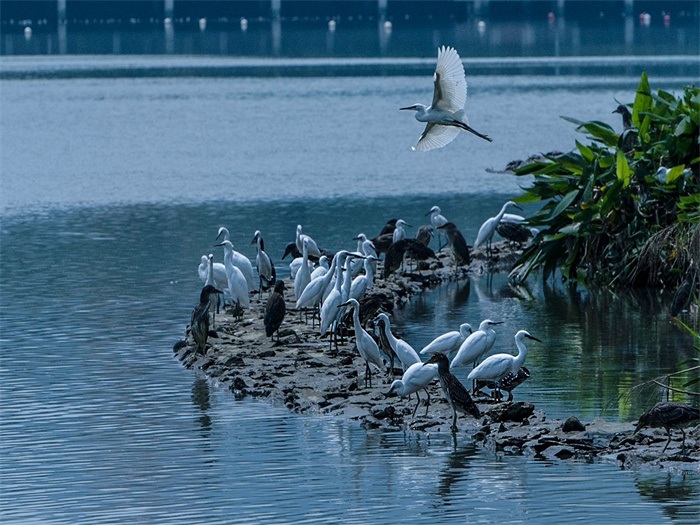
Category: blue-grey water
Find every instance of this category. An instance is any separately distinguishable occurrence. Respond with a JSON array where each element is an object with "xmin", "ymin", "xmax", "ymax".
[{"xmin": 1, "ymin": 54, "xmax": 699, "ymax": 523}]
